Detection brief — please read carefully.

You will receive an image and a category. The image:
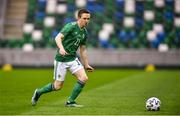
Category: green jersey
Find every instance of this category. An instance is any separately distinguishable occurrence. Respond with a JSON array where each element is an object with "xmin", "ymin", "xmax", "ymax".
[{"xmin": 55, "ymin": 22, "xmax": 88, "ymax": 62}]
